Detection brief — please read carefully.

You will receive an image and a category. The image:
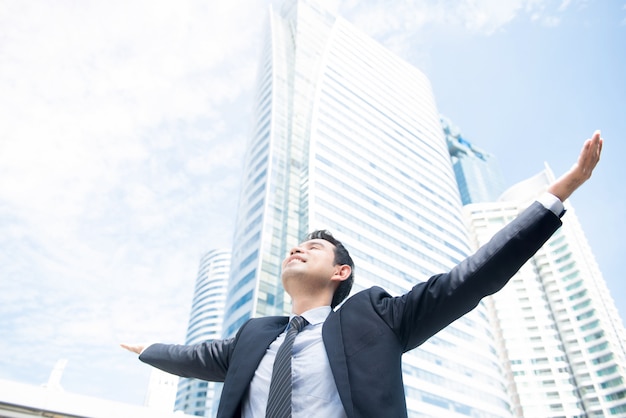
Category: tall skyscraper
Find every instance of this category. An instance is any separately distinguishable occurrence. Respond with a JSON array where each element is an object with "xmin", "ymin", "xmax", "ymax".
[
  {"xmin": 443, "ymin": 116, "xmax": 505, "ymax": 204},
  {"xmin": 175, "ymin": 249, "xmax": 230, "ymax": 417},
  {"xmin": 463, "ymin": 167, "xmax": 626, "ymax": 417},
  {"xmin": 222, "ymin": 1, "xmax": 514, "ymax": 416}
]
